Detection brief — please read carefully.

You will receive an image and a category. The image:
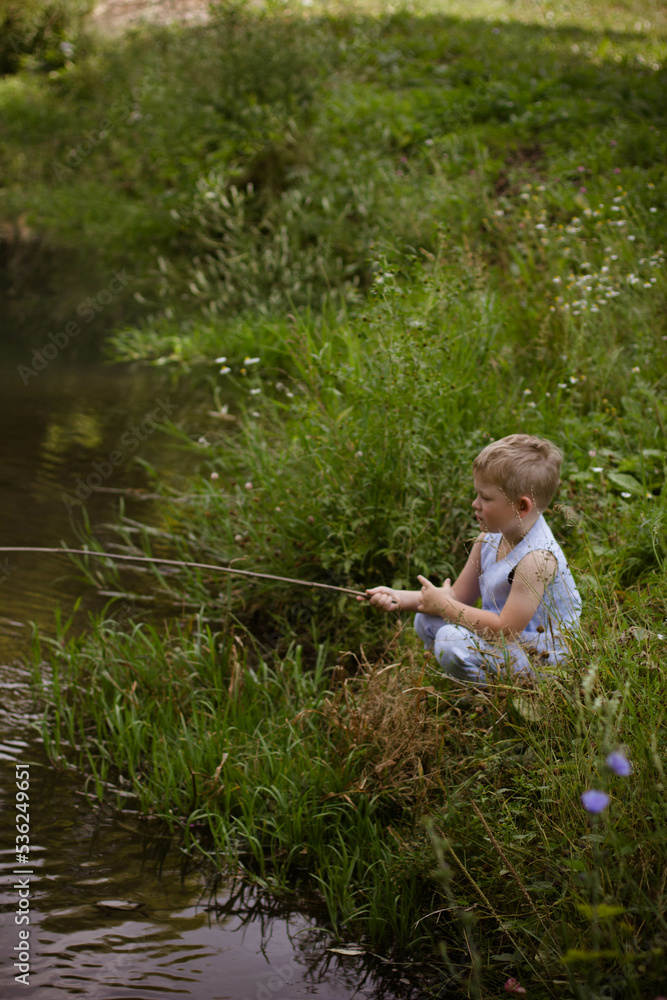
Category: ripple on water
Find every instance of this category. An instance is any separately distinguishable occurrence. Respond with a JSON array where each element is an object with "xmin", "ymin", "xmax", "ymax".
[{"xmin": 0, "ymin": 366, "xmax": 418, "ymax": 1000}]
